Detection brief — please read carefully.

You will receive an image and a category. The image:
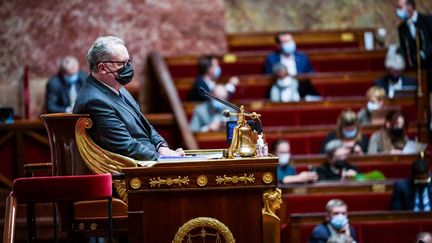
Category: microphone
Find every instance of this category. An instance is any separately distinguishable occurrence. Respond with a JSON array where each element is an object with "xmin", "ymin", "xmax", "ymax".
[{"xmin": 199, "ymin": 87, "xmax": 242, "ymax": 113}]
